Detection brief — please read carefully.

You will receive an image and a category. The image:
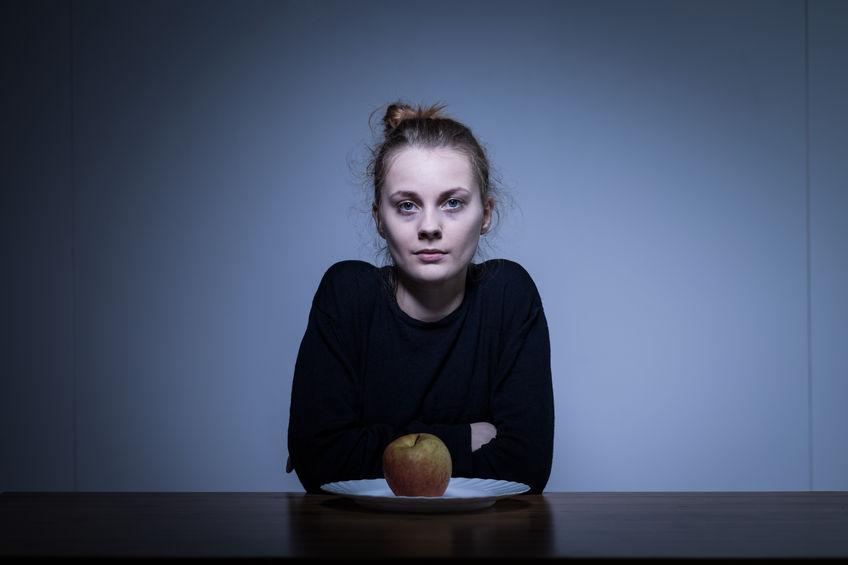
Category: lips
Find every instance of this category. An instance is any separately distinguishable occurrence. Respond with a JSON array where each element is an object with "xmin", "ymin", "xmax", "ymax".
[{"xmin": 417, "ymin": 252, "xmax": 446, "ymax": 263}]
